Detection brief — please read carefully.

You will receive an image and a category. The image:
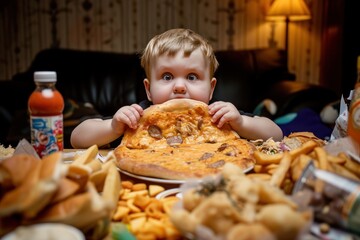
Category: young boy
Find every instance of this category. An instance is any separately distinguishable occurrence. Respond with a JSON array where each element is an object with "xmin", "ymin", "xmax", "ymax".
[{"xmin": 70, "ymin": 28, "xmax": 283, "ymax": 148}]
